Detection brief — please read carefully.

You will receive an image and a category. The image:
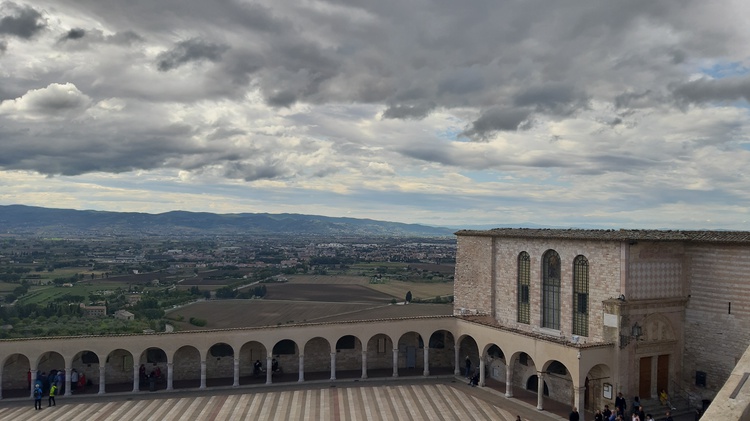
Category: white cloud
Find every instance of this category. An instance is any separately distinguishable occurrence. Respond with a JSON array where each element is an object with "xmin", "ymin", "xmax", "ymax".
[{"xmin": 0, "ymin": 82, "xmax": 91, "ymax": 120}]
